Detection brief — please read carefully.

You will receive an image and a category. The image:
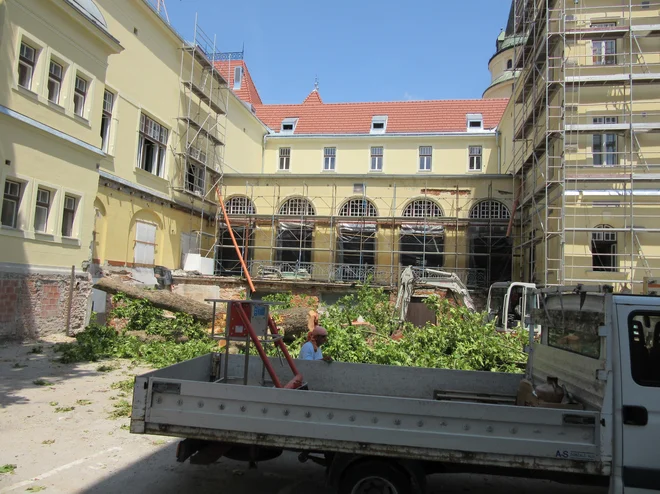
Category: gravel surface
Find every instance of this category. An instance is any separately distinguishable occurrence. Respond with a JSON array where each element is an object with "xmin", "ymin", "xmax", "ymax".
[{"xmin": 0, "ymin": 337, "xmax": 608, "ymax": 494}]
